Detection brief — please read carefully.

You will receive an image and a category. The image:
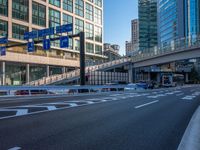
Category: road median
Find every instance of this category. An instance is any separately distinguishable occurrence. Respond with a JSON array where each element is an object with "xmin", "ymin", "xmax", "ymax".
[{"xmin": 178, "ymin": 106, "xmax": 200, "ymax": 150}]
